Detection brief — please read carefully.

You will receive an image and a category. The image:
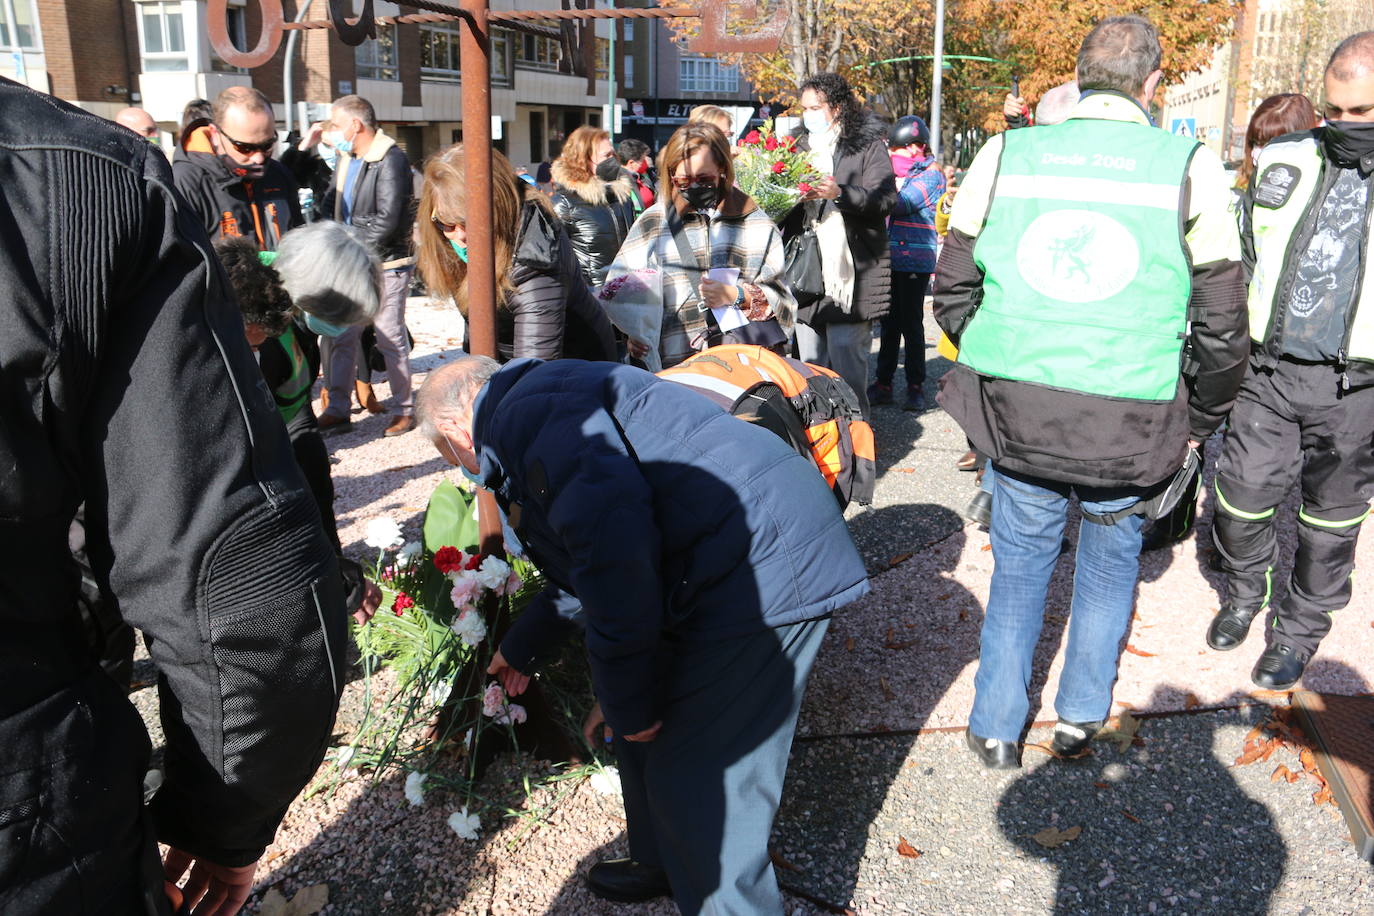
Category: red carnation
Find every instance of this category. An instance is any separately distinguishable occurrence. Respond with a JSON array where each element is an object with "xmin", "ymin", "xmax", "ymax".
[
  {"xmin": 771, "ymin": 160, "xmax": 786, "ymax": 174},
  {"xmin": 392, "ymin": 592, "xmax": 416, "ymax": 616},
  {"xmin": 433, "ymin": 545, "xmax": 465, "ymax": 574},
  {"xmin": 465, "ymin": 553, "xmax": 484, "ymax": 571},
  {"xmin": 743, "ymin": 129, "xmax": 762, "ymax": 145},
  {"xmin": 764, "ymin": 136, "xmax": 779, "ymax": 151},
  {"xmin": 798, "ymin": 181, "xmax": 813, "ymax": 194}
]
